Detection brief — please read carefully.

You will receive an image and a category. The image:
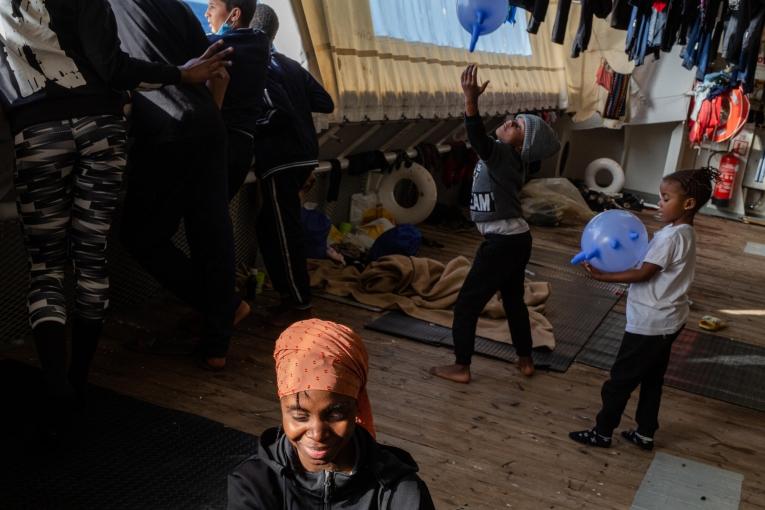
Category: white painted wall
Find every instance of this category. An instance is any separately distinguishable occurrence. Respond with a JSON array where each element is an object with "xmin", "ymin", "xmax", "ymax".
[
  {"xmin": 554, "ymin": 46, "xmax": 694, "ymax": 194},
  {"xmin": 629, "ymin": 47, "xmax": 695, "ymax": 125},
  {"xmin": 622, "ymin": 122, "xmax": 678, "ymax": 195},
  {"xmin": 551, "ymin": 118, "xmax": 684, "ymax": 197},
  {"xmin": 561, "ymin": 126, "xmax": 625, "ymax": 181}
]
